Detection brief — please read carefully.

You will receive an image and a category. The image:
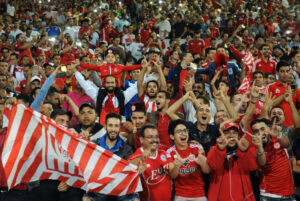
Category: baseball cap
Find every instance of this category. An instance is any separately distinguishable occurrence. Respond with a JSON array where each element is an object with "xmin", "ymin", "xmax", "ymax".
[
  {"xmin": 79, "ymin": 101, "xmax": 96, "ymax": 112},
  {"xmin": 50, "ymin": 109, "xmax": 72, "ymax": 120},
  {"xmin": 30, "ymin": 76, "xmax": 41, "ymax": 83},
  {"xmin": 222, "ymin": 122, "xmax": 240, "ymax": 132}
]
